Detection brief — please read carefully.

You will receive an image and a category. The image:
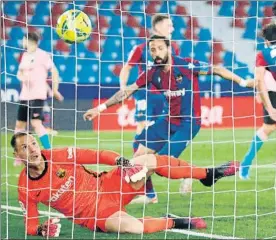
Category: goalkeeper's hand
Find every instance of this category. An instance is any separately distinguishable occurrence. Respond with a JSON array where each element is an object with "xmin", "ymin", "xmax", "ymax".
[
  {"xmin": 116, "ymin": 156, "xmax": 148, "ymax": 183},
  {"xmin": 37, "ymin": 218, "xmax": 61, "ymax": 237}
]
